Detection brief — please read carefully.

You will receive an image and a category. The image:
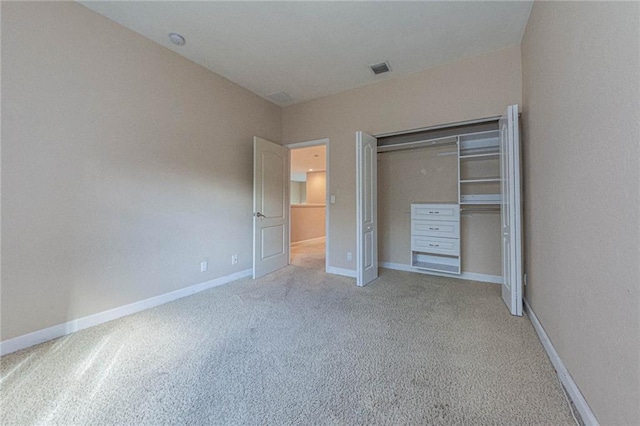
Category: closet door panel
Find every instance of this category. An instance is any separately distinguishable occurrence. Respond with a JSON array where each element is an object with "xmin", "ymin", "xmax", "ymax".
[{"xmin": 500, "ymin": 104, "xmax": 523, "ymax": 316}]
